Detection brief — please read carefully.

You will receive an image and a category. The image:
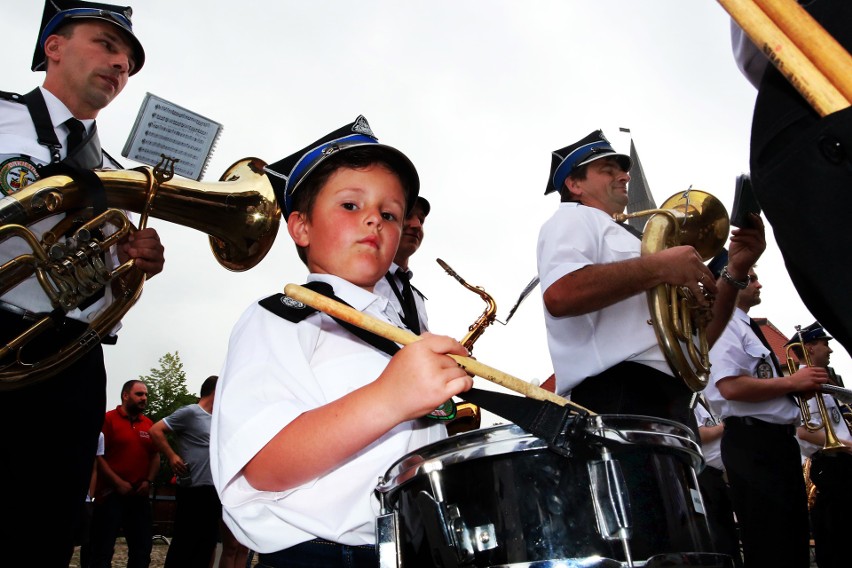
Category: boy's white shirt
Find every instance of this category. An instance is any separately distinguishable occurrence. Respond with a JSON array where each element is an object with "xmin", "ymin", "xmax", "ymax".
[{"xmin": 211, "ymin": 273, "xmax": 446, "ymax": 552}]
